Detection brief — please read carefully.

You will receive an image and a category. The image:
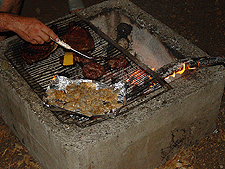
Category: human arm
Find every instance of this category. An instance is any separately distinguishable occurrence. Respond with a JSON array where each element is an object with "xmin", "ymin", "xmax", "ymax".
[{"xmin": 0, "ymin": 12, "xmax": 58, "ymax": 44}]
